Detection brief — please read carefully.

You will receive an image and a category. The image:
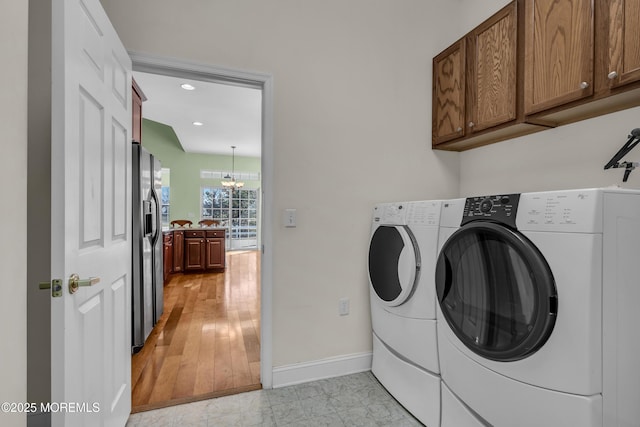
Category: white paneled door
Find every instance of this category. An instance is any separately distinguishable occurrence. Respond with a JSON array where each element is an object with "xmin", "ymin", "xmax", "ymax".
[{"xmin": 51, "ymin": 0, "xmax": 132, "ymax": 426}]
